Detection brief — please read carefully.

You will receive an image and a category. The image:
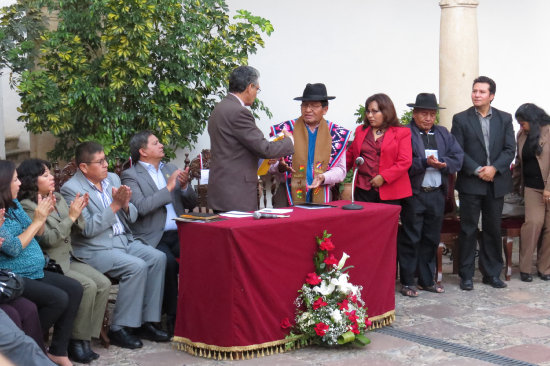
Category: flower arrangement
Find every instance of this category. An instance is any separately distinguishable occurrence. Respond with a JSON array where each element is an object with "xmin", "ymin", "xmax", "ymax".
[{"xmin": 282, "ymin": 230, "xmax": 371, "ymax": 347}]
